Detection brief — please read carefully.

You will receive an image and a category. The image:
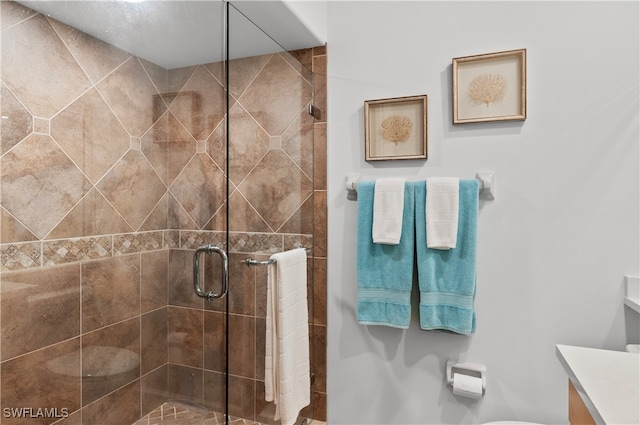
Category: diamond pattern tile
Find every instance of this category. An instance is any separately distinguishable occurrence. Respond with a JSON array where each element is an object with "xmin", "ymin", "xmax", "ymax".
[
  {"xmin": 97, "ymin": 57, "xmax": 164, "ymax": 137},
  {"xmin": 97, "ymin": 150, "xmax": 166, "ymax": 230},
  {"xmin": 238, "ymin": 150, "xmax": 312, "ymax": 232},
  {"xmin": 1, "ymin": 82, "xmax": 32, "ymax": 154},
  {"xmin": 170, "ymin": 154, "xmax": 226, "ymax": 229},
  {"xmin": 1, "ymin": 14, "xmax": 92, "ymax": 118},
  {"xmin": 51, "ymin": 88, "xmax": 130, "ymax": 183},
  {"xmin": 1, "ymin": 133, "xmax": 92, "ymax": 239},
  {"xmin": 169, "ymin": 66, "xmax": 227, "ymax": 141},
  {"xmin": 238, "ymin": 54, "xmax": 312, "ymax": 136}
]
